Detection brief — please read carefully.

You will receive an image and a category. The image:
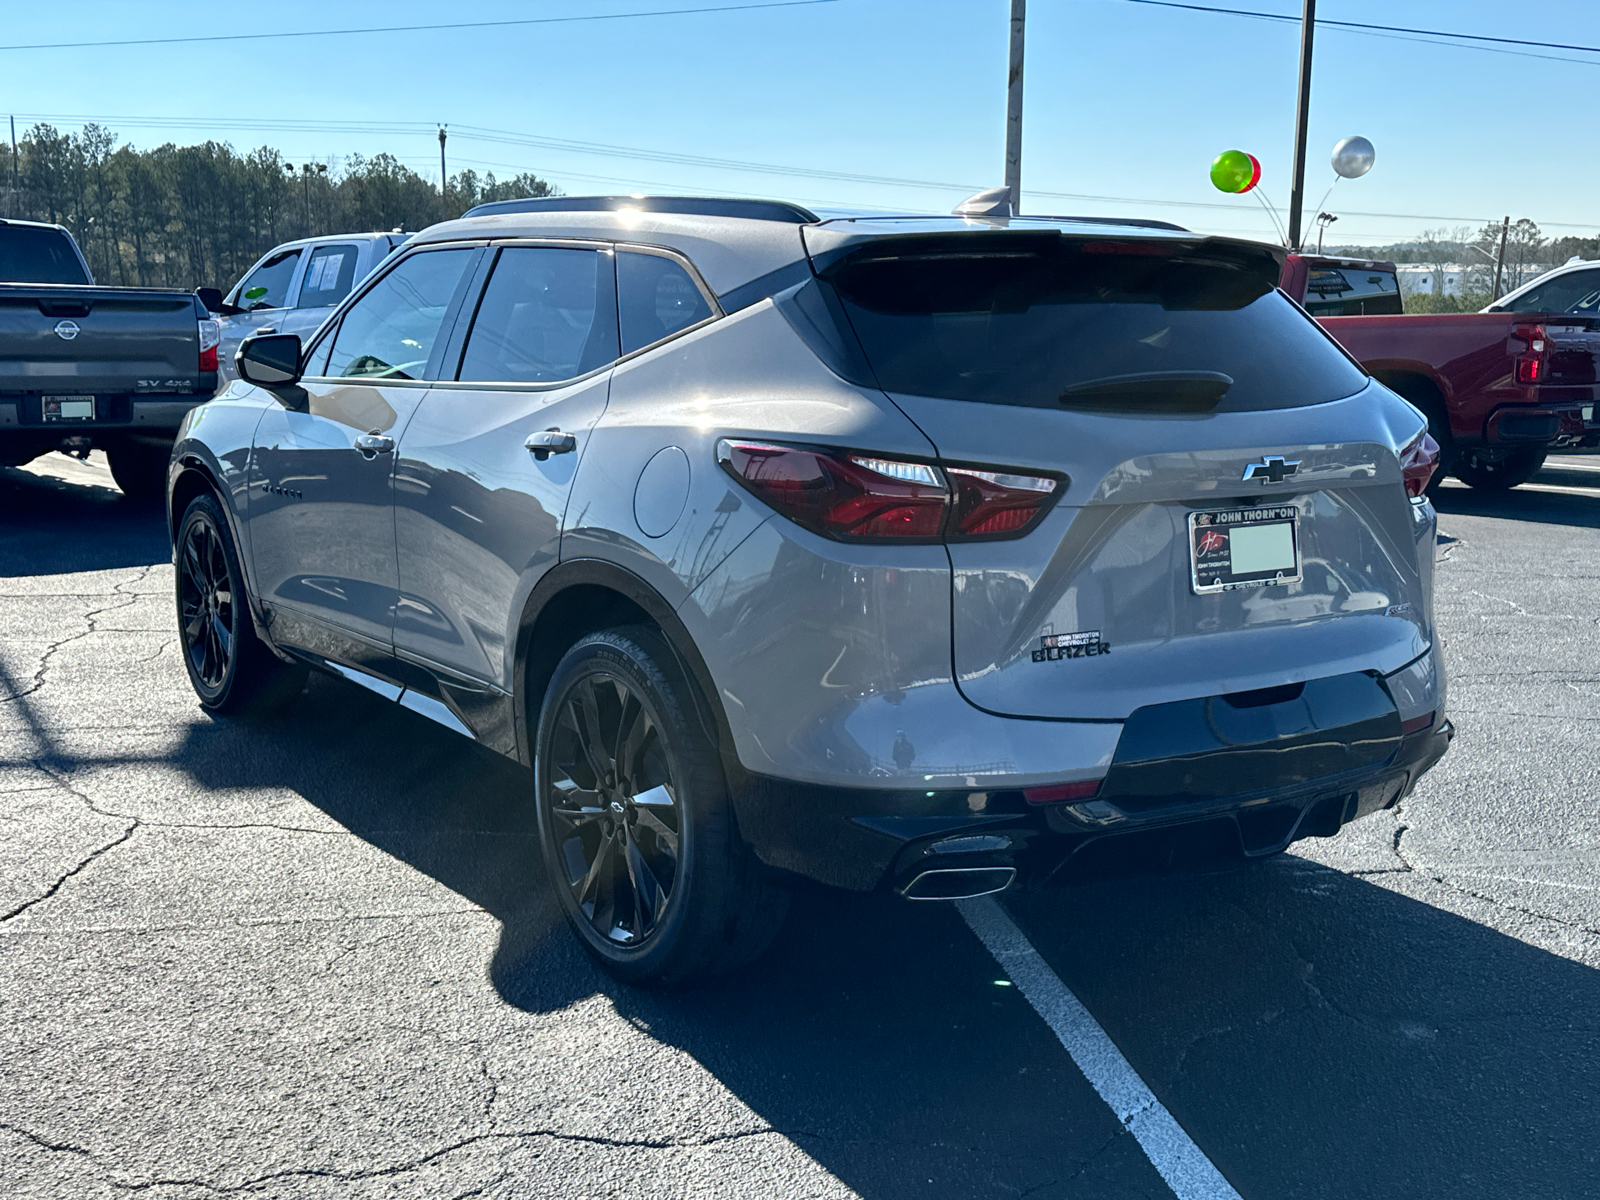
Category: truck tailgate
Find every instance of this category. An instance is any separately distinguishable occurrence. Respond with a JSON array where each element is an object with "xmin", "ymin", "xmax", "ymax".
[{"xmin": 0, "ymin": 285, "xmax": 202, "ymax": 395}]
